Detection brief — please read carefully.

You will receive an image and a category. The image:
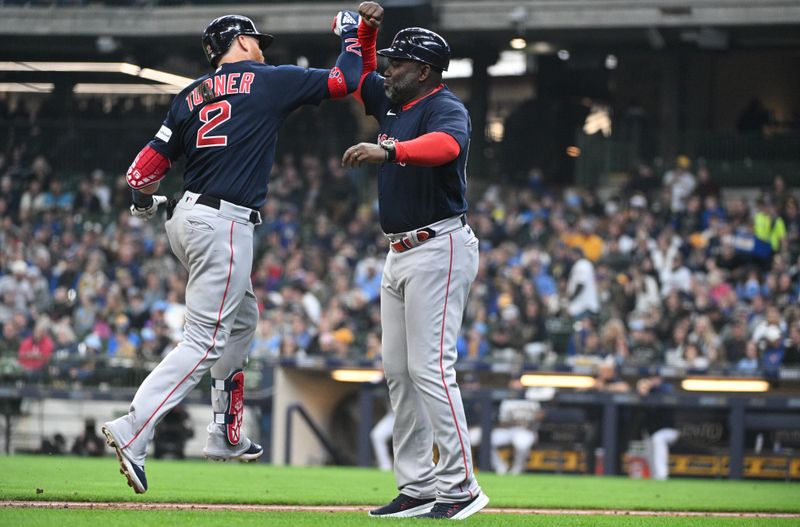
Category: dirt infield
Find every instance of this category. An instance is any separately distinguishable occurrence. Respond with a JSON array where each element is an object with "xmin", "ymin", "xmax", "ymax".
[{"xmin": 3, "ymin": 501, "xmax": 799, "ymax": 518}]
